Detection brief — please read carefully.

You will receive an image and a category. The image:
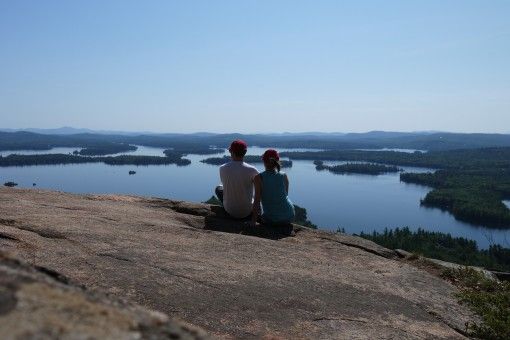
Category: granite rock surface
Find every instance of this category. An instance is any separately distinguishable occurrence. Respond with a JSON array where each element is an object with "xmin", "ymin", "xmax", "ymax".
[{"xmin": 0, "ymin": 187, "xmax": 476, "ymax": 339}]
